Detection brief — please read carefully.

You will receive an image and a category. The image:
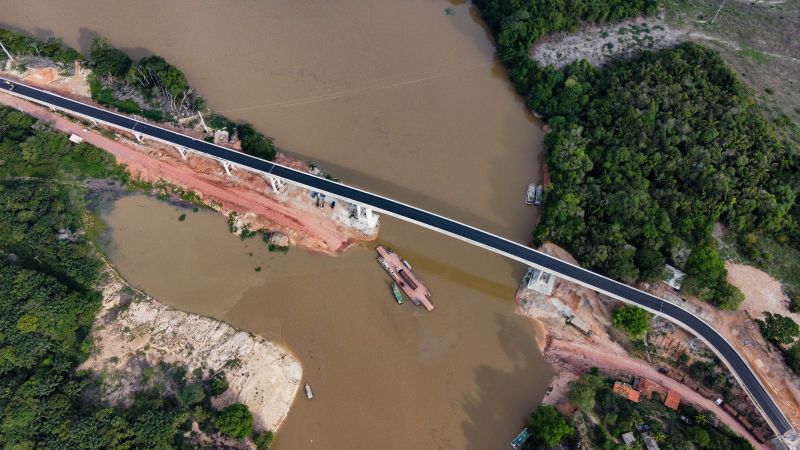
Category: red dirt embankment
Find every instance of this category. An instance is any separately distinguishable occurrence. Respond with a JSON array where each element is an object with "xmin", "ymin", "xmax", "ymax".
[{"xmin": 0, "ymin": 78, "xmax": 377, "ymax": 254}]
